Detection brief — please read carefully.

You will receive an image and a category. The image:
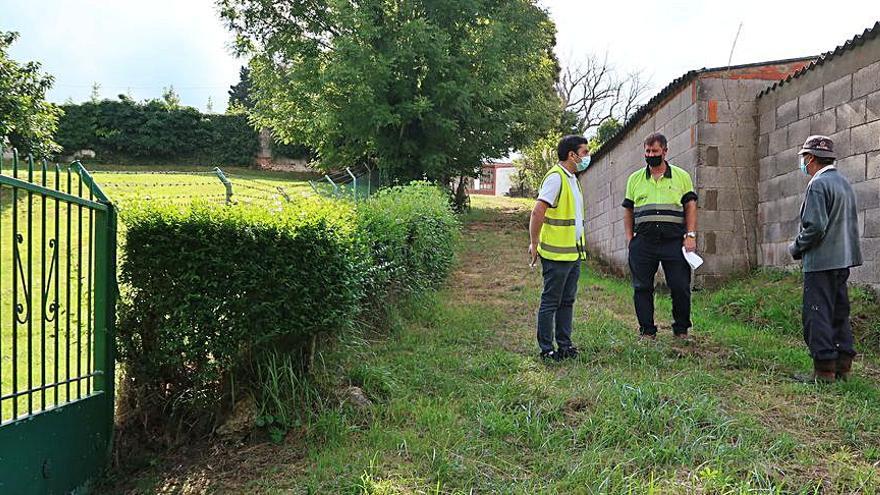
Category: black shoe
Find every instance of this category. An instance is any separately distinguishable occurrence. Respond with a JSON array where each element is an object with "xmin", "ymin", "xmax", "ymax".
[
  {"xmin": 557, "ymin": 347, "xmax": 579, "ymax": 360},
  {"xmin": 540, "ymin": 350, "xmax": 561, "ymax": 362}
]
